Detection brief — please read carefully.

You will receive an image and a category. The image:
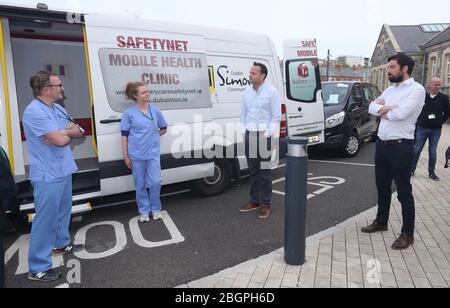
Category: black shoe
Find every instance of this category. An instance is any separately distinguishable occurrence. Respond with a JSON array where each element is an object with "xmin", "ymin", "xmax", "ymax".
[
  {"xmin": 429, "ymin": 174, "xmax": 440, "ymax": 181},
  {"xmin": 53, "ymin": 243, "xmax": 84, "ymax": 256},
  {"xmin": 28, "ymin": 270, "xmax": 62, "ymax": 282},
  {"xmin": 392, "ymin": 234, "xmax": 414, "ymax": 250},
  {"xmin": 361, "ymin": 221, "xmax": 388, "ymax": 234}
]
